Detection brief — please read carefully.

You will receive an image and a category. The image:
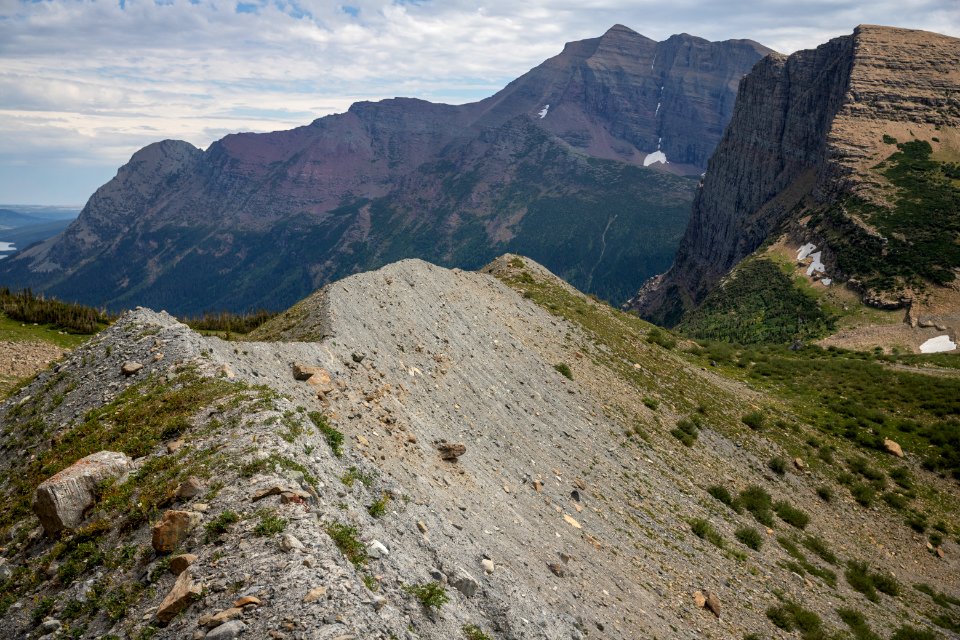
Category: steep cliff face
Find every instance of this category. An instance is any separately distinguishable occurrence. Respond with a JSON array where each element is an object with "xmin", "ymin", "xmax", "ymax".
[
  {"xmin": 0, "ymin": 25, "xmax": 769, "ymax": 314},
  {"xmin": 632, "ymin": 25, "xmax": 960, "ymax": 326}
]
